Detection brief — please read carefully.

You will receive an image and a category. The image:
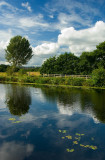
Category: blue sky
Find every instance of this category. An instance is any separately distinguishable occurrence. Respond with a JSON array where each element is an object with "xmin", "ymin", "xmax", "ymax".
[{"xmin": 0, "ymin": 0, "xmax": 105, "ymax": 66}]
